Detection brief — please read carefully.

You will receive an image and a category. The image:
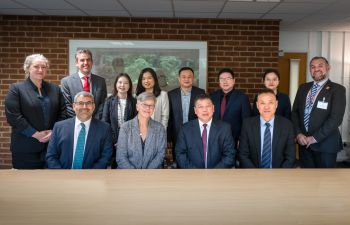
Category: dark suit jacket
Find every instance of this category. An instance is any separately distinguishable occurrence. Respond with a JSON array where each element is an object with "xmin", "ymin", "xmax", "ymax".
[
  {"xmin": 210, "ymin": 89, "xmax": 251, "ymax": 147},
  {"xmin": 5, "ymin": 78, "xmax": 66, "ymax": 168},
  {"xmin": 252, "ymin": 91, "xmax": 291, "ymax": 120},
  {"xmin": 175, "ymin": 119, "xmax": 235, "ymax": 168},
  {"xmin": 61, "ymin": 73, "xmax": 107, "ymax": 119},
  {"xmin": 239, "ymin": 116, "xmax": 296, "ymax": 168},
  {"xmin": 168, "ymin": 86, "xmax": 205, "ymax": 144},
  {"xmin": 102, "ymin": 95, "xmax": 137, "ymax": 144},
  {"xmin": 291, "ymin": 80, "xmax": 346, "ymax": 153},
  {"xmin": 46, "ymin": 118, "xmax": 113, "ymax": 169}
]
